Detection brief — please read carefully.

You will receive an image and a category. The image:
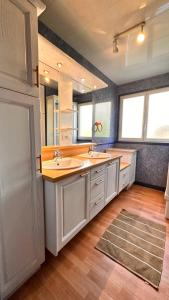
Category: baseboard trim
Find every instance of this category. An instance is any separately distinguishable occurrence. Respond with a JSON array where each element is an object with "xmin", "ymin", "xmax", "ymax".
[{"xmin": 135, "ymin": 181, "xmax": 165, "ymax": 192}]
